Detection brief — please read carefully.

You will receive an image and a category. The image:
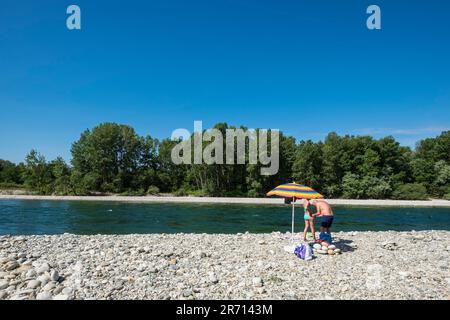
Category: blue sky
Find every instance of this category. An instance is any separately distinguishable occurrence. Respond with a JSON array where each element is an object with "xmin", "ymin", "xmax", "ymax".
[{"xmin": 1, "ymin": 0, "xmax": 449, "ymax": 163}]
